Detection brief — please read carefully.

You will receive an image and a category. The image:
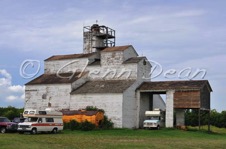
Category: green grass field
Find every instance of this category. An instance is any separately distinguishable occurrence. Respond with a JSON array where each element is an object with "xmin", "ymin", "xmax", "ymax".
[{"xmin": 1, "ymin": 127, "xmax": 226, "ymax": 149}]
